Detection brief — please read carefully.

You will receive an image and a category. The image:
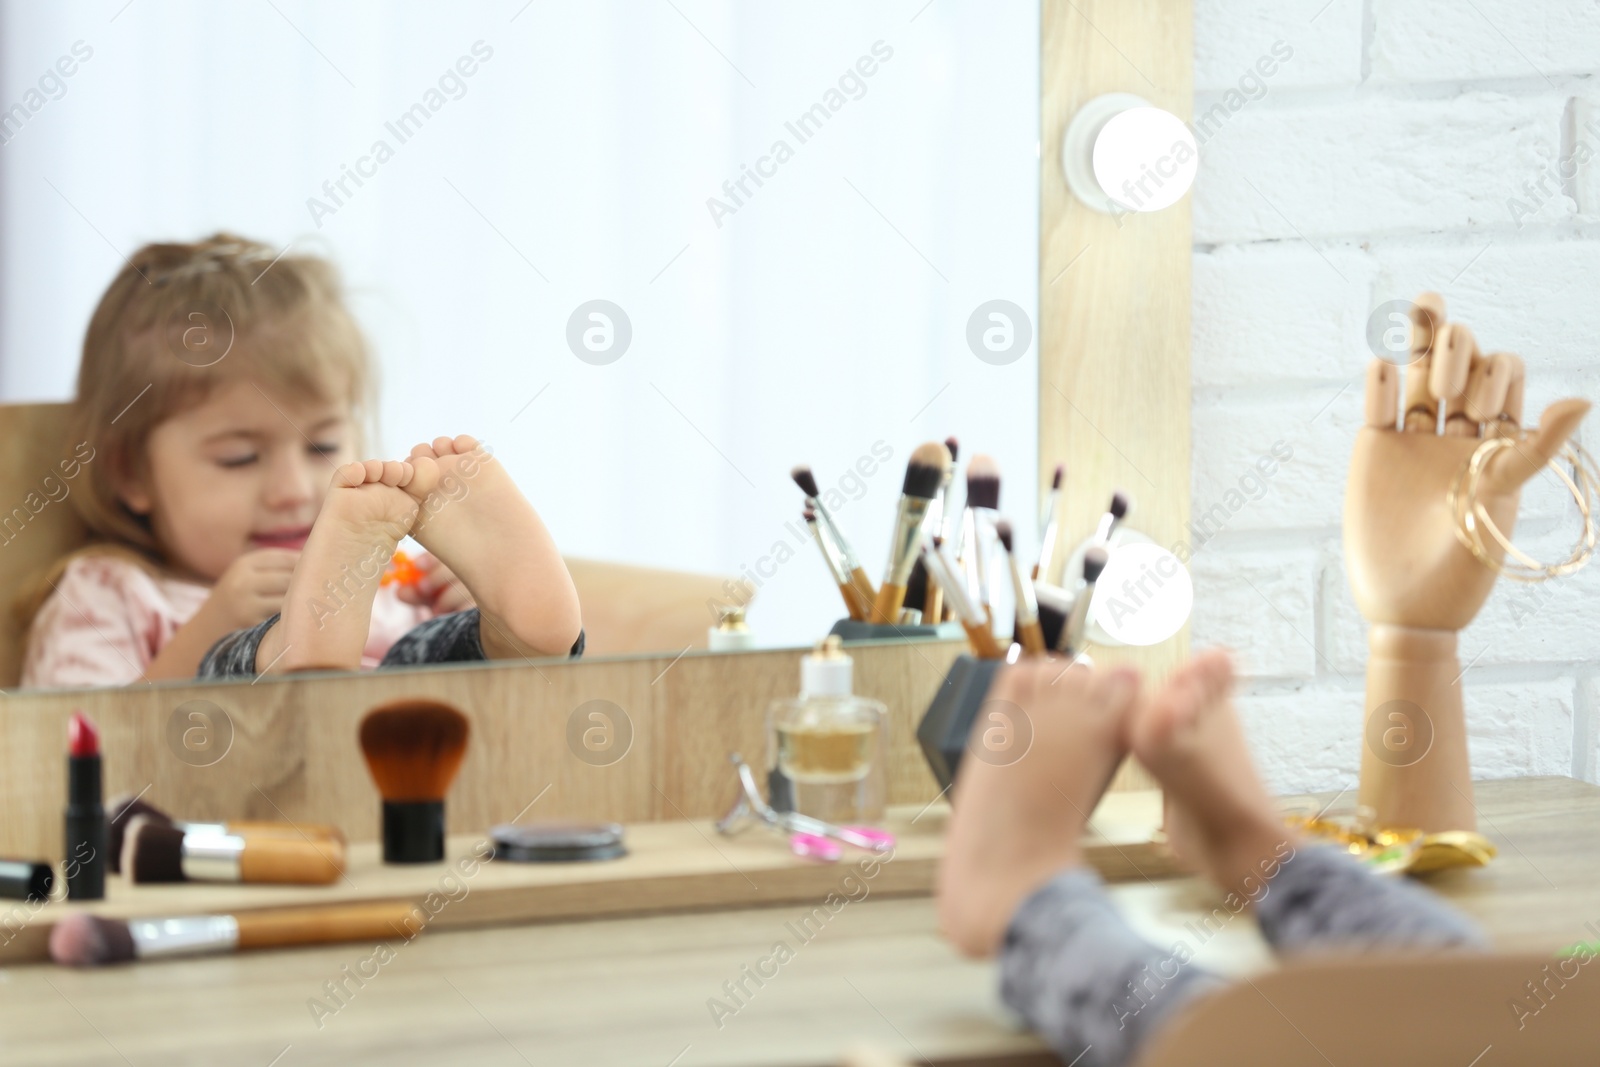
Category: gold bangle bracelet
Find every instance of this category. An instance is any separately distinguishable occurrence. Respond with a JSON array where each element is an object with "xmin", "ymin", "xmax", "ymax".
[{"xmin": 1447, "ymin": 428, "xmax": 1598, "ymax": 582}]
